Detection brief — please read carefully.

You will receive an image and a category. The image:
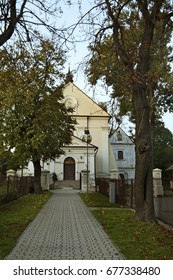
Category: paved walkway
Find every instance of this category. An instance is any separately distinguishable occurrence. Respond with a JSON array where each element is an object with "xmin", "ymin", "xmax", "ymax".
[{"xmin": 5, "ymin": 189, "xmax": 124, "ymax": 260}]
